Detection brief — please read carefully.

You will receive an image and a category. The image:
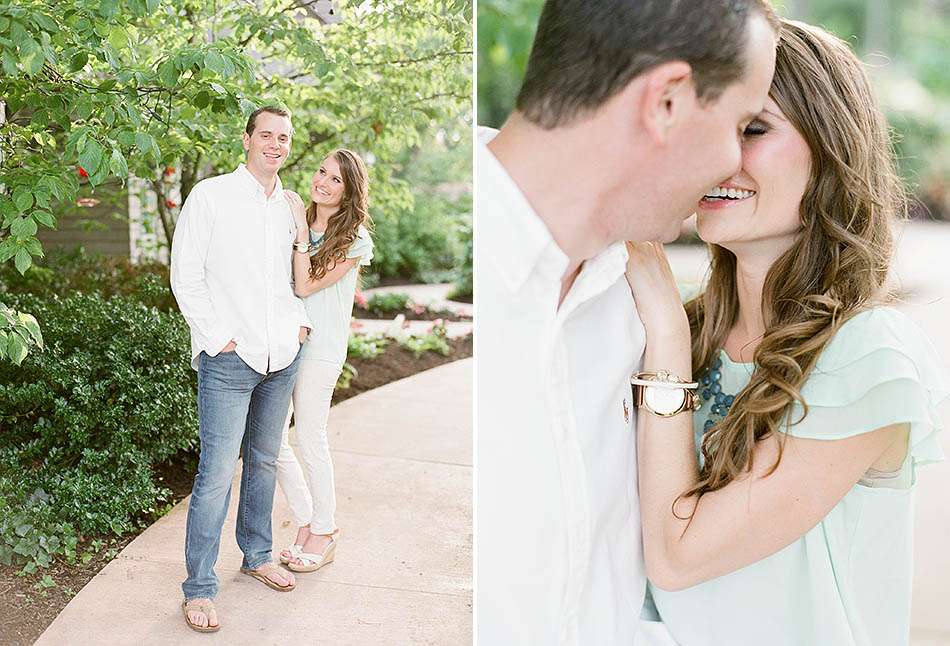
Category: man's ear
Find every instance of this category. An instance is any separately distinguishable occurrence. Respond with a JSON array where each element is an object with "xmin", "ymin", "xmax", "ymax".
[
  {"xmin": 242, "ymin": 132, "xmax": 251, "ymax": 152},
  {"xmin": 639, "ymin": 61, "xmax": 696, "ymax": 145}
]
